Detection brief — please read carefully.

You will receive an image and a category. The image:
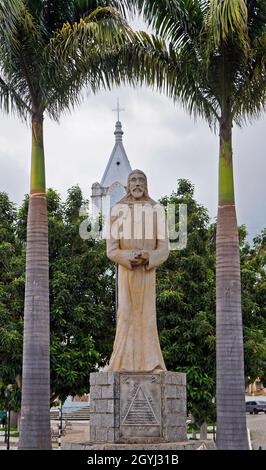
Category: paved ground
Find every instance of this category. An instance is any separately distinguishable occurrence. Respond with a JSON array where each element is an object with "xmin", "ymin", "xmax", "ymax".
[
  {"xmin": 54, "ymin": 418, "xmax": 266, "ymax": 450},
  {"xmin": 0, "ymin": 416, "xmax": 265, "ymax": 450},
  {"xmin": 246, "ymin": 413, "xmax": 266, "ymax": 450},
  {"xmin": 60, "ymin": 421, "xmax": 89, "ymax": 447}
]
